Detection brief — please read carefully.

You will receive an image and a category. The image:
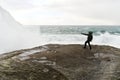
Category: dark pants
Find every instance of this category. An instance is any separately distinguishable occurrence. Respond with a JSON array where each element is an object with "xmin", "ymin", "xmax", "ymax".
[{"xmin": 84, "ymin": 40, "xmax": 92, "ymax": 49}]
